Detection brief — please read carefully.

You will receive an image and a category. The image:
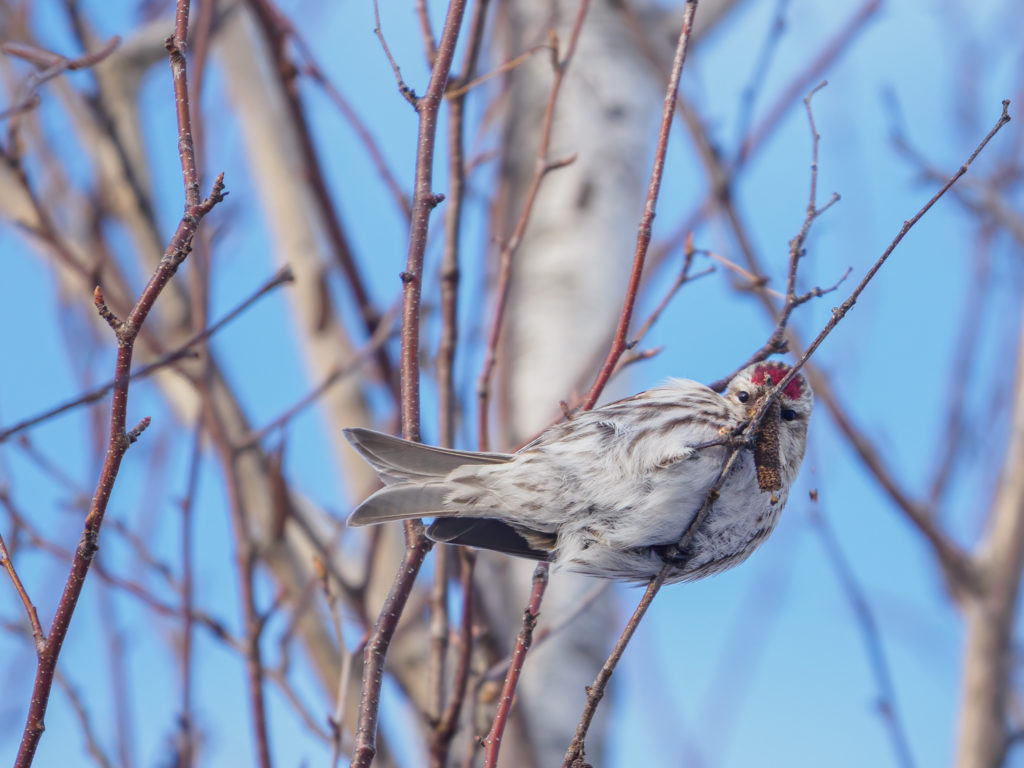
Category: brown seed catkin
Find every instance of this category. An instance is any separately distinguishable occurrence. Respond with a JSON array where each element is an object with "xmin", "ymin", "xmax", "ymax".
[{"xmin": 754, "ymin": 399, "xmax": 783, "ymax": 492}]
